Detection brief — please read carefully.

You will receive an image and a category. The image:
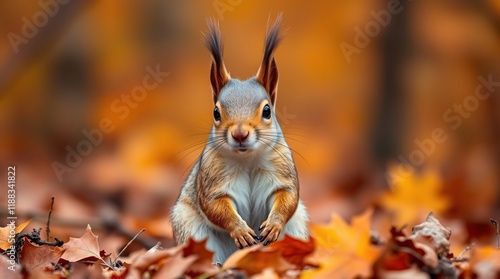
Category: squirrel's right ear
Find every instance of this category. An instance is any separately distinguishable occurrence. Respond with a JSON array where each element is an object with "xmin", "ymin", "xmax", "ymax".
[
  {"xmin": 256, "ymin": 15, "xmax": 284, "ymax": 107},
  {"xmin": 206, "ymin": 20, "xmax": 230, "ymax": 103}
]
